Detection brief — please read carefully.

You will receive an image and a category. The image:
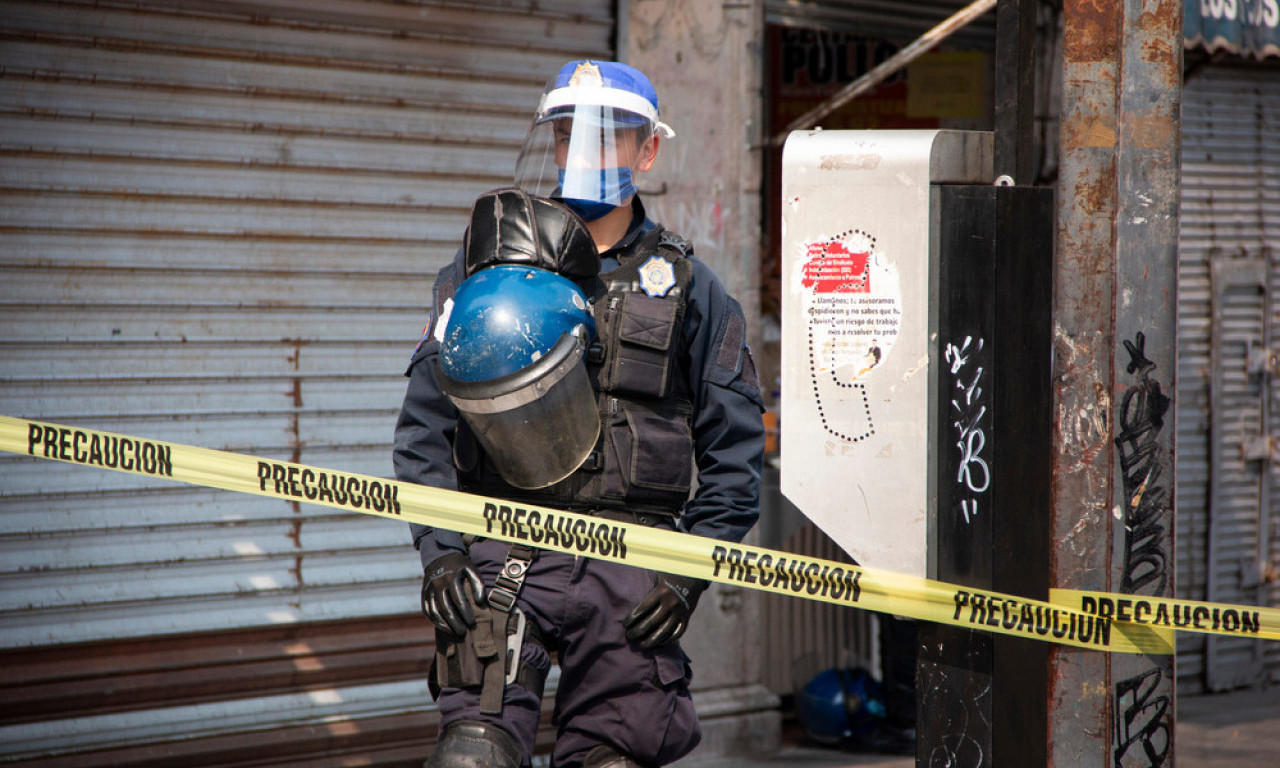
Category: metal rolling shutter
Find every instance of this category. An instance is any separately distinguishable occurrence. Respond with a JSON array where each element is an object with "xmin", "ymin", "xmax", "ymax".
[
  {"xmin": 1177, "ymin": 63, "xmax": 1280, "ymax": 692},
  {"xmin": 0, "ymin": 0, "xmax": 612, "ymax": 761}
]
